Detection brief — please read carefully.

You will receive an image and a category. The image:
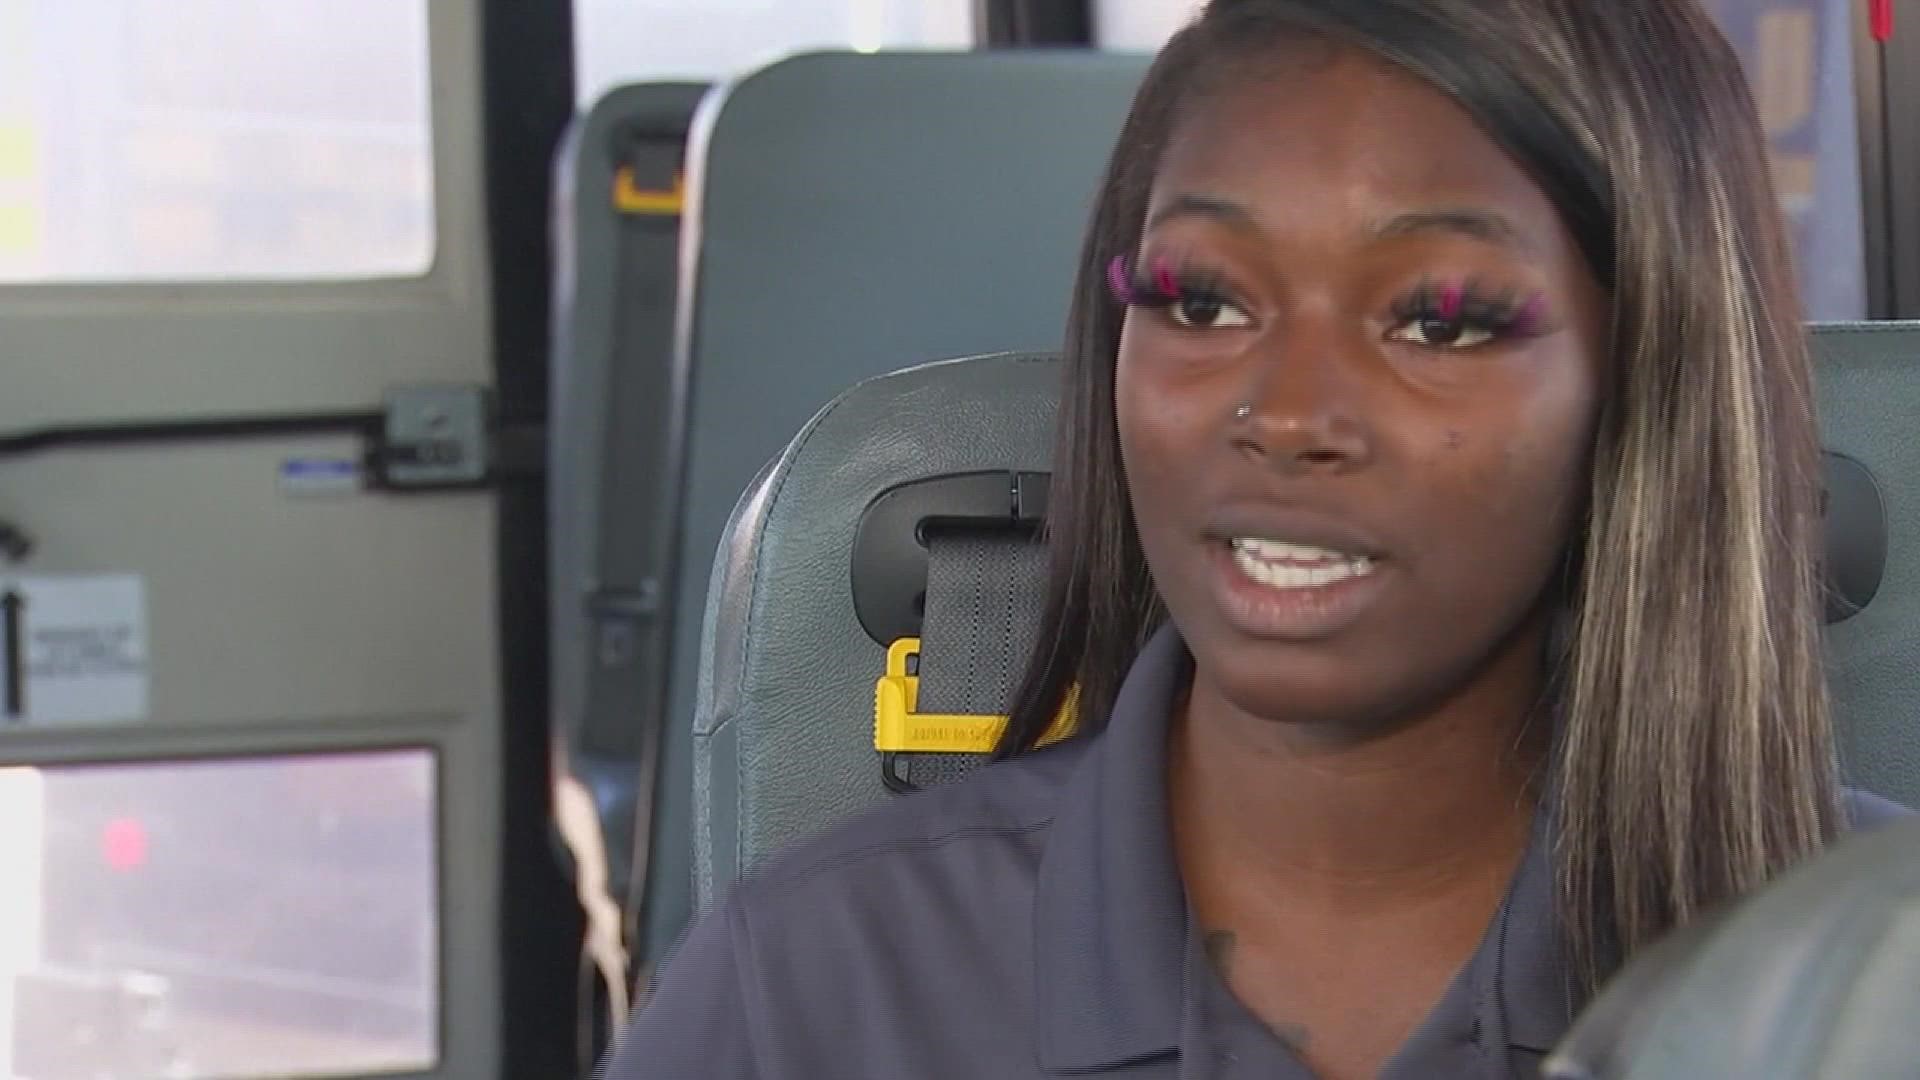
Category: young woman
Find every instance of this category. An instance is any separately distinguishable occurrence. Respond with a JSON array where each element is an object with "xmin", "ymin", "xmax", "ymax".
[{"xmin": 604, "ymin": 2, "xmax": 1909, "ymax": 1077}]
